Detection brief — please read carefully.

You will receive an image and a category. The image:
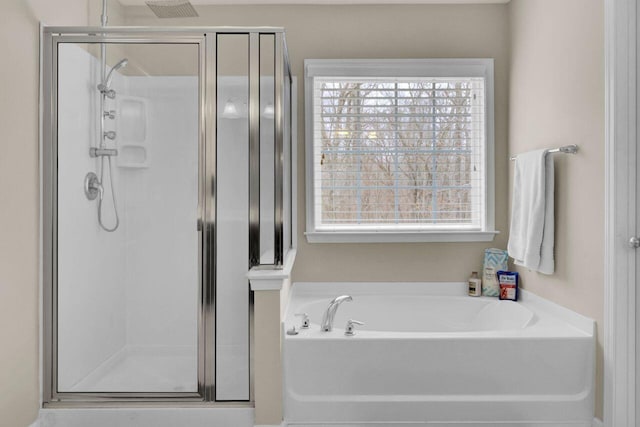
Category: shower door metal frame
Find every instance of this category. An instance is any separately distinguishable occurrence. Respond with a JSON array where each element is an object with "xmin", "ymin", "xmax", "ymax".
[
  {"xmin": 41, "ymin": 26, "xmax": 290, "ymax": 406},
  {"xmin": 42, "ymin": 29, "xmax": 210, "ymax": 404}
]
